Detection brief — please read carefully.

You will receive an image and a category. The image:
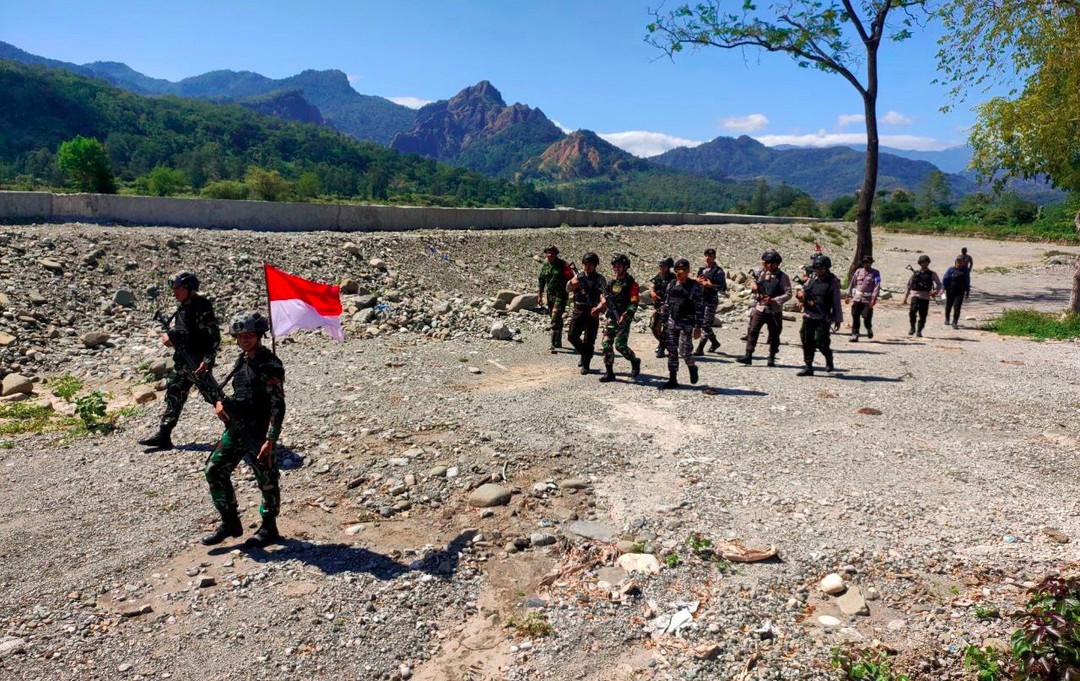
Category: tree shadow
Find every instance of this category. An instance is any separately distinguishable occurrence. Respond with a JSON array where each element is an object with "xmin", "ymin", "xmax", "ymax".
[
  {"xmin": 830, "ymin": 374, "xmax": 904, "ymax": 383},
  {"xmin": 211, "ymin": 529, "xmax": 479, "ymax": 581}
]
